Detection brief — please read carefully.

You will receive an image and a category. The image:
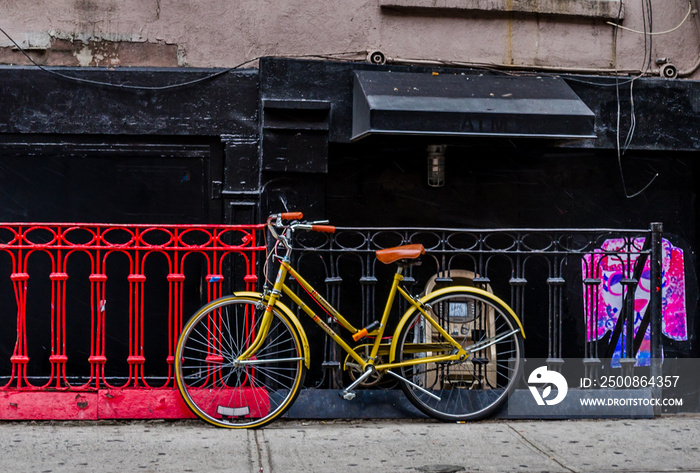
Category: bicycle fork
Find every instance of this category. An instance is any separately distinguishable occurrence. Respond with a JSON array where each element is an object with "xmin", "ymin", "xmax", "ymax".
[
  {"xmin": 236, "ymin": 261, "xmax": 288, "ymax": 363},
  {"xmin": 236, "ymin": 303, "xmax": 276, "ymax": 363}
]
